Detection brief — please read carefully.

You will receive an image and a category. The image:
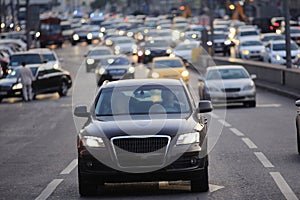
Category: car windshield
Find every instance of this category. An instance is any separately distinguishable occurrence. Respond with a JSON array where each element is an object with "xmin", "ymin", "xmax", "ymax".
[
  {"xmin": 241, "ymin": 41, "xmax": 262, "ymax": 46},
  {"xmin": 240, "ymin": 31, "xmax": 258, "ymax": 36},
  {"xmin": 262, "ymin": 35, "xmax": 284, "ymax": 41},
  {"xmin": 42, "ymin": 53, "xmax": 56, "ymax": 61},
  {"xmin": 175, "ymin": 44, "xmax": 197, "ymax": 50},
  {"xmin": 10, "ymin": 54, "xmax": 43, "ymax": 67},
  {"xmin": 115, "ymin": 39, "xmax": 133, "ymax": 44},
  {"xmin": 6, "ymin": 67, "xmax": 38, "ymax": 78},
  {"xmin": 154, "ymin": 59, "xmax": 183, "ymax": 68},
  {"xmin": 146, "ymin": 40, "xmax": 168, "ymax": 47},
  {"xmin": 95, "ymin": 85, "xmax": 191, "ymax": 116},
  {"xmin": 206, "ymin": 68, "xmax": 249, "ymax": 80},
  {"xmin": 290, "ymin": 28, "xmax": 300, "ymax": 34},
  {"xmin": 101, "ymin": 57, "xmax": 129, "ymax": 66},
  {"xmin": 213, "ymin": 34, "xmax": 227, "ymax": 40},
  {"xmin": 89, "ymin": 50, "xmax": 111, "ymax": 56},
  {"xmin": 273, "ymin": 43, "xmax": 299, "ymax": 51}
]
